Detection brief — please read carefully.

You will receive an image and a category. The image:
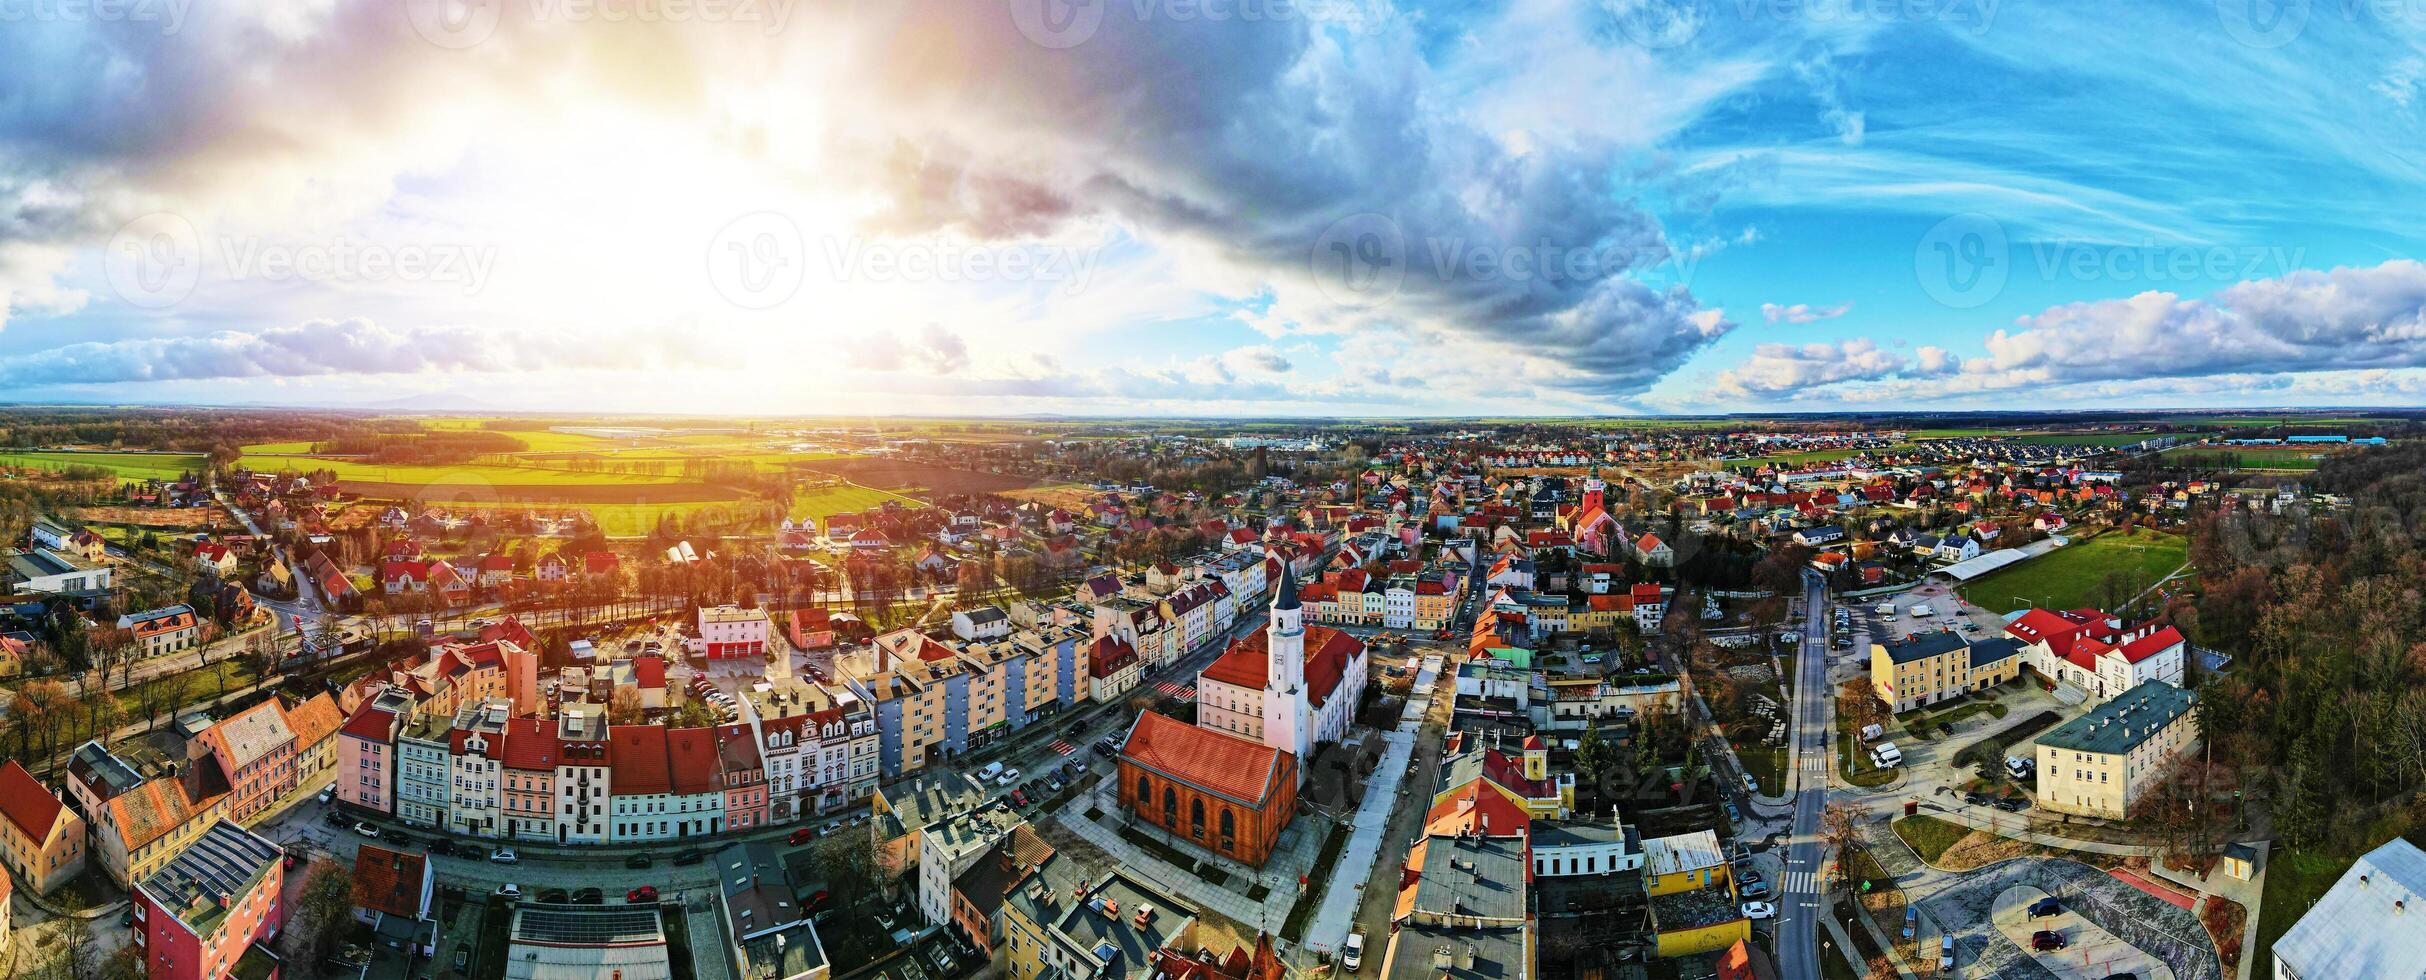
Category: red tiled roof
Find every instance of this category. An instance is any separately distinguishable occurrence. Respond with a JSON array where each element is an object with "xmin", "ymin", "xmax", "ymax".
[
  {"xmin": 0, "ymin": 760, "xmax": 67, "ymax": 841},
  {"xmin": 339, "ymin": 702, "xmax": 400, "ymax": 743},
  {"xmin": 1088, "ymin": 636, "xmax": 1138, "ymax": 678},
  {"xmin": 665, "ymin": 727, "xmax": 721, "ymax": 796},
  {"xmin": 1424, "ymin": 780, "xmax": 1532, "ymax": 836},
  {"xmin": 503, "ymin": 718, "xmax": 558, "ymax": 772},
  {"xmin": 1479, "ymin": 749, "xmax": 1553, "ymax": 800},
  {"xmin": 633, "ymin": 655, "xmax": 666, "ymax": 689},
  {"xmin": 608, "ymin": 726, "xmax": 670, "ymax": 795},
  {"xmin": 1120, "ymin": 711, "xmax": 1286, "ymax": 806},
  {"xmin": 1202, "ymin": 627, "xmax": 1363, "ymax": 707},
  {"xmin": 284, "ymin": 693, "xmax": 345, "ymax": 750},
  {"xmin": 2120, "ymin": 626, "xmax": 2184, "ymax": 664}
]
